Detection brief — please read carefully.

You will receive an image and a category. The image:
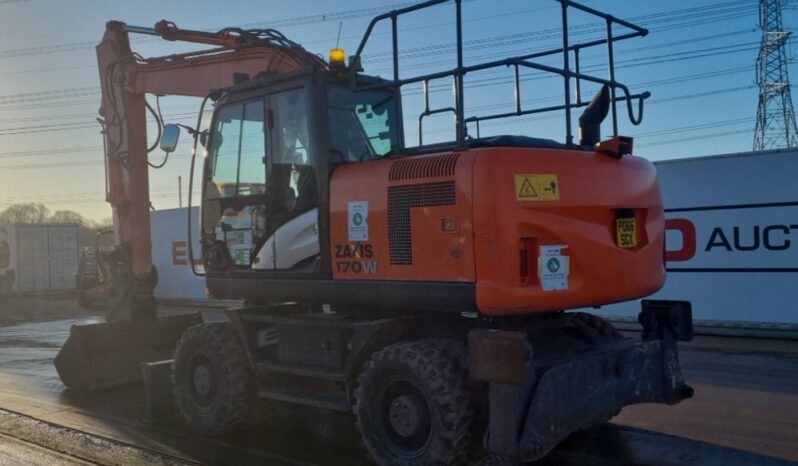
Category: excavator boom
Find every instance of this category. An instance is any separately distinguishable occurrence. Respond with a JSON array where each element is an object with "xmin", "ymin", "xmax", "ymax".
[
  {"xmin": 95, "ymin": 19, "xmax": 325, "ymax": 320},
  {"xmin": 58, "ymin": 19, "xmax": 328, "ymax": 389}
]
